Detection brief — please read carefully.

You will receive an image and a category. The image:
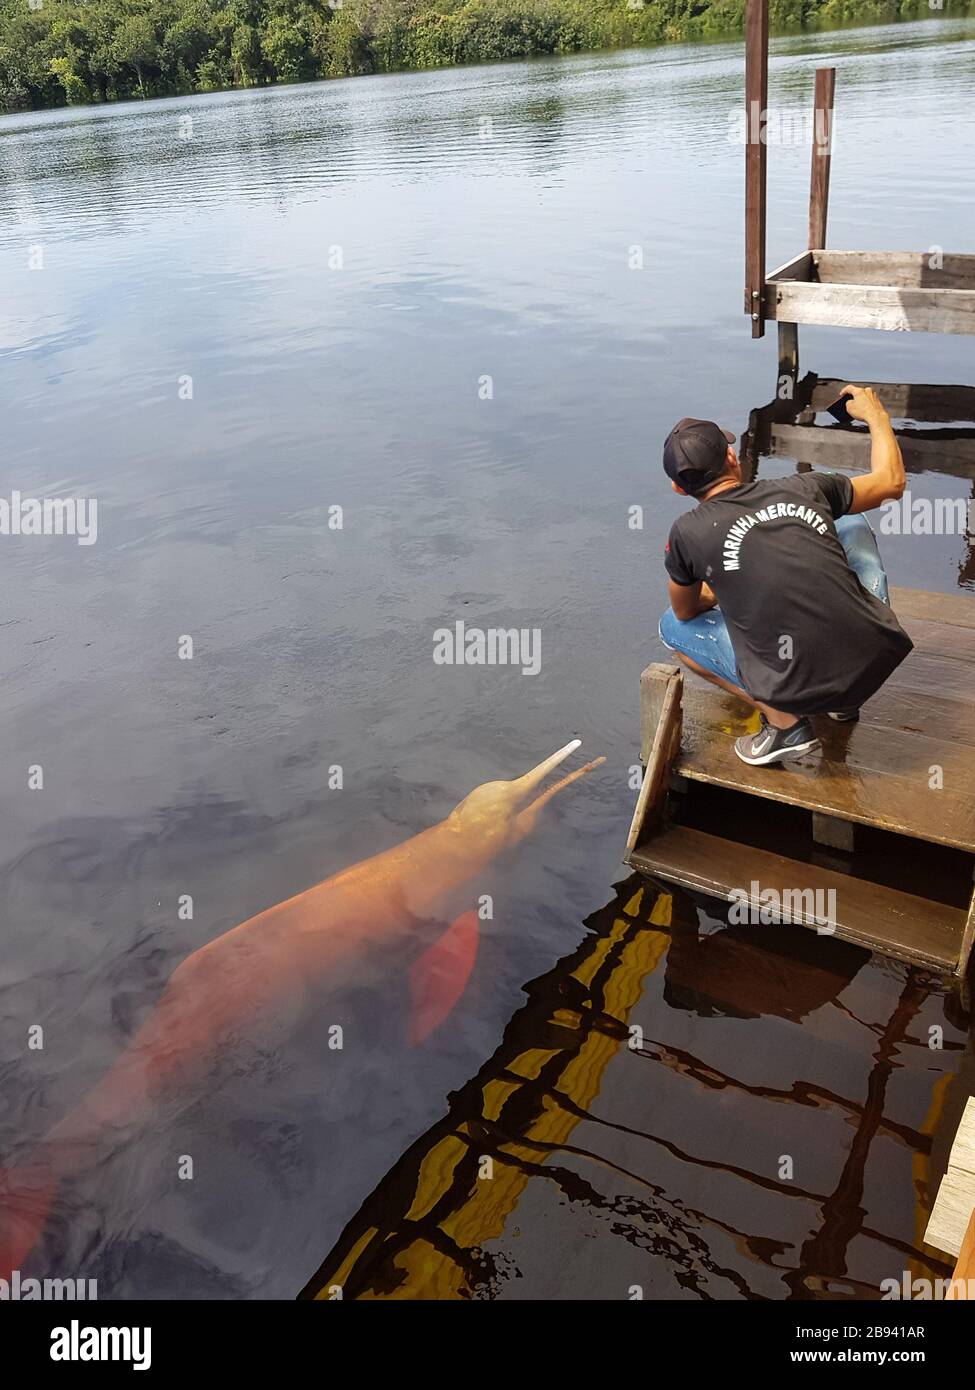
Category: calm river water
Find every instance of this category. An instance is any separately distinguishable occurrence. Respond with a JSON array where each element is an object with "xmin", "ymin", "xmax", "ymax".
[{"xmin": 2, "ymin": 18, "xmax": 974, "ymax": 1299}]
